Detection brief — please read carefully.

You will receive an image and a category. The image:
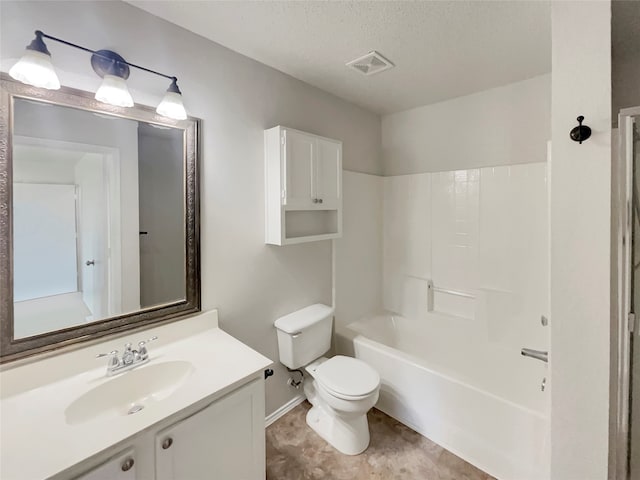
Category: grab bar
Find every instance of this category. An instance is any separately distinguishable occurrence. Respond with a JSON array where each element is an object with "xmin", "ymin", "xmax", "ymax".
[
  {"xmin": 428, "ymin": 284, "xmax": 476, "ymax": 299},
  {"xmin": 405, "ymin": 276, "xmax": 476, "ymax": 312},
  {"xmin": 424, "ymin": 279, "xmax": 475, "ymax": 299},
  {"xmin": 424, "ymin": 279, "xmax": 475, "ymax": 312},
  {"xmin": 521, "ymin": 348, "xmax": 548, "ymax": 363}
]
